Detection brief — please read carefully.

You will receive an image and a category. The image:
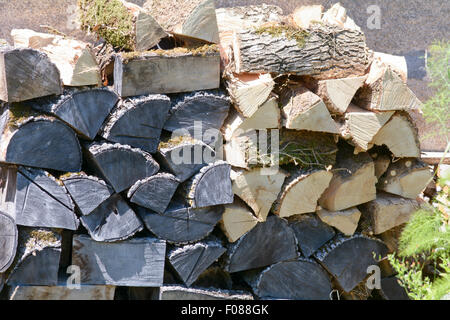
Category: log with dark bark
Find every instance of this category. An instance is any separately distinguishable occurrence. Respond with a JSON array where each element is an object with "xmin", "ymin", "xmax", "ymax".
[
  {"xmin": 181, "ymin": 161, "xmax": 233, "ymax": 208},
  {"xmin": 128, "ymin": 173, "xmax": 179, "ymax": 214},
  {"xmin": 155, "ymin": 285, "xmax": 254, "ymax": 300},
  {"xmin": 156, "ymin": 136, "xmax": 215, "ymax": 183},
  {"xmin": 0, "ymin": 166, "xmax": 79, "ymax": 231},
  {"xmin": 224, "ymin": 216, "xmax": 298, "ymax": 273},
  {"xmin": 314, "ymin": 234, "xmax": 388, "ymax": 292},
  {"xmin": 192, "ymin": 265, "xmax": 233, "ymax": 290},
  {"xmin": 379, "ymin": 277, "xmax": 409, "ymax": 300},
  {"xmin": 287, "ymin": 214, "xmax": 335, "ymax": 258},
  {"xmin": 72, "ymin": 234, "xmax": 166, "ymax": 287},
  {"xmin": 61, "ymin": 174, "xmax": 114, "ymax": 216},
  {"xmin": 0, "ymin": 211, "xmax": 17, "ymax": 273},
  {"xmin": 114, "ymin": 47, "xmax": 220, "ymax": 97},
  {"xmin": 100, "ymin": 94, "xmax": 171, "ymax": 153},
  {"xmin": 0, "ymin": 105, "xmax": 82, "ymax": 172},
  {"xmin": 29, "ymin": 88, "xmax": 119, "ymax": 140},
  {"xmin": 84, "ymin": 142, "xmax": 159, "ymax": 193},
  {"xmin": 6, "ymin": 228, "xmax": 61, "ymax": 286},
  {"xmin": 163, "ymin": 90, "xmax": 230, "ymax": 144},
  {"xmin": 0, "ymin": 46, "xmax": 61, "ymax": 102},
  {"xmin": 230, "ymin": 24, "xmax": 370, "ymax": 79},
  {"xmin": 136, "ymin": 198, "xmax": 223, "ymax": 244},
  {"xmin": 242, "ymin": 259, "xmax": 332, "ymax": 300},
  {"xmin": 168, "ymin": 240, "xmax": 226, "ymax": 287},
  {"xmin": 79, "ymin": 194, "xmax": 143, "ymax": 242}
]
